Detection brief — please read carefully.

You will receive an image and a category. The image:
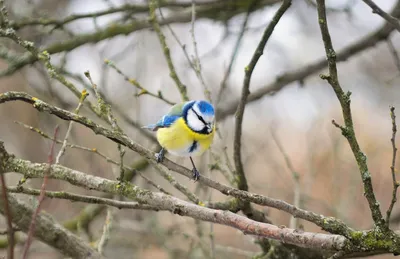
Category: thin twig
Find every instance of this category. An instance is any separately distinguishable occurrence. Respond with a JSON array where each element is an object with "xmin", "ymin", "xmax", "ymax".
[
  {"xmin": 216, "ymin": 0, "xmax": 400, "ymax": 122},
  {"xmin": 14, "ymin": 121, "xmax": 126, "ymax": 169},
  {"xmin": 362, "ymin": 0, "xmax": 400, "ymax": 32},
  {"xmin": 55, "ymin": 90, "xmax": 88, "ymax": 164},
  {"xmin": 231, "ymin": 2, "xmax": 292, "ymax": 253},
  {"xmin": 21, "ymin": 125, "xmax": 59, "ymax": 259},
  {"xmin": 0, "ymin": 36, "xmax": 14, "ymax": 253},
  {"xmin": 387, "ymin": 38, "xmax": 400, "ymax": 72},
  {"xmin": 85, "ymin": 70, "xmax": 126, "ymax": 182},
  {"xmin": 271, "ymin": 129, "xmax": 301, "ymax": 229},
  {"xmin": 117, "ymin": 145, "xmax": 126, "ymax": 181},
  {"xmin": 150, "ymin": 160, "xmax": 201, "ymax": 204},
  {"xmin": 149, "ymin": 0, "xmax": 189, "ymax": 101},
  {"xmin": 0, "ymin": 18, "xmax": 105, "ymax": 123},
  {"xmin": 189, "ymin": 0, "xmax": 211, "ymax": 101},
  {"xmin": 104, "ymin": 59, "xmax": 175, "ymax": 105},
  {"xmin": 1, "ymin": 155, "xmax": 353, "ymax": 252},
  {"xmin": 0, "ymin": 156, "xmax": 14, "ymax": 259},
  {"xmin": 386, "ymin": 106, "xmax": 399, "ymax": 224},
  {"xmin": 234, "ymin": 0, "xmax": 292, "ymax": 191},
  {"xmin": 97, "ymin": 208, "xmax": 113, "ymax": 254},
  {"xmin": 0, "ymin": 92, "xmax": 355, "ymax": 237},
  {"xmin": 316, "ymin": 0, "xmax": 385, "ymax": 229},
  {"xmin": 7, "ymin": 186, "xmax": 158, "ymax": 210},
  {"xmin": 217, "ymin": 0, "xmax": 256, "ymax": 103},
  {"xmin": 137, "ymin": 171, "xmax": 172, "ymax": 195}
]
